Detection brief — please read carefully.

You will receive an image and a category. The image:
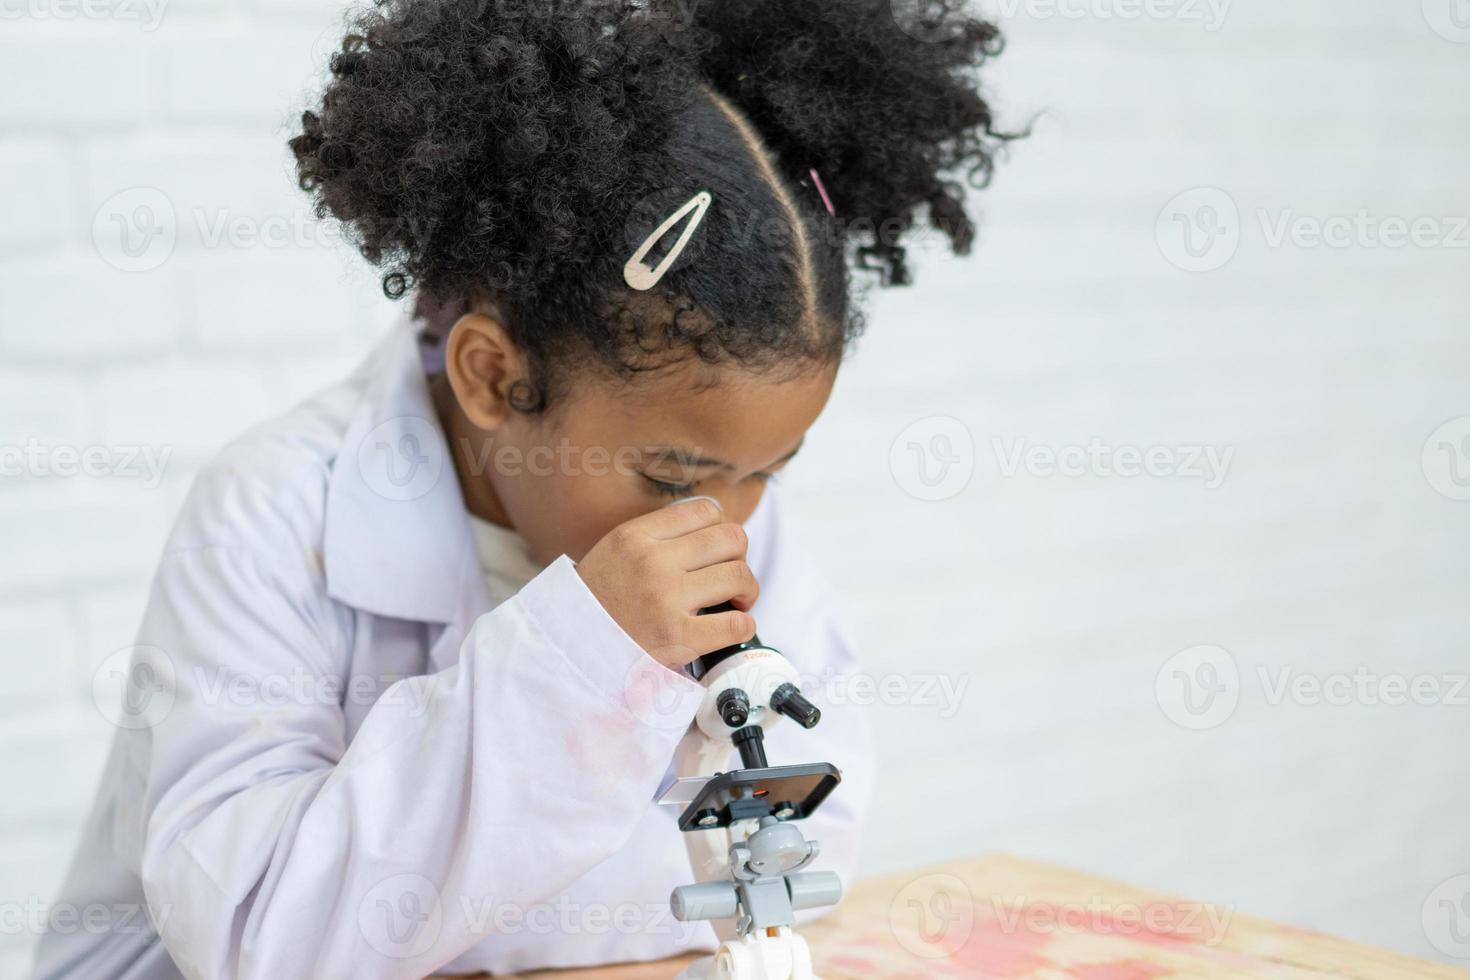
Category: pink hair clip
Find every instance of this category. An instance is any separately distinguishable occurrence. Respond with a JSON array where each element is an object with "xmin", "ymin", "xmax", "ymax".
[{"xmin": 809, "ymin": 167, "xmax": 836, "ymax": 218}]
